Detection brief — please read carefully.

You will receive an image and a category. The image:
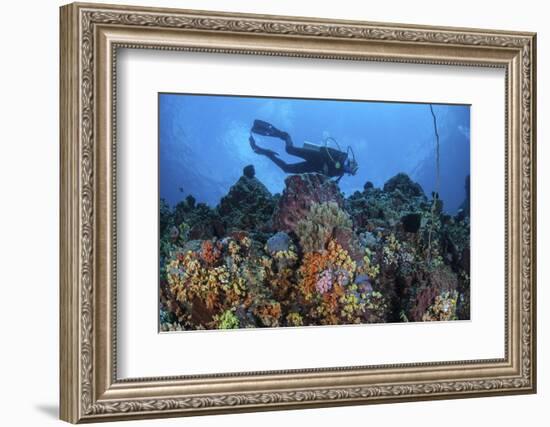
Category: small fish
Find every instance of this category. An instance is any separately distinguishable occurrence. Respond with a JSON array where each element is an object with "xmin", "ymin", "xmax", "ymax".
[{"xmin": 178, "ymin": 187, "xmax": 184, "ymax": 193}]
